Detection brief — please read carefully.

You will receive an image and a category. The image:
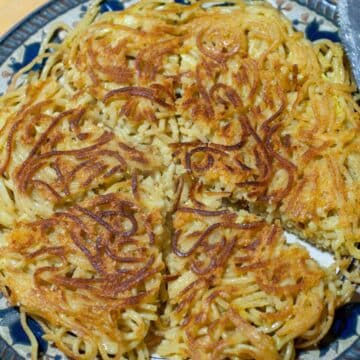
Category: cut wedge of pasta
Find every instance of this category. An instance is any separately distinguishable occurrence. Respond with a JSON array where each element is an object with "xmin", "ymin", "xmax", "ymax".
[
  {"xmin": 0, "ymin": 186, "xmax": 164, "ymax": 359},
  {"xmin": 0, "ymin": 0, "xmax": 358, "ymax": 359},
  {"xmin": 157, "ymin": 193, "xmax": 353, "ymax": 359}
]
